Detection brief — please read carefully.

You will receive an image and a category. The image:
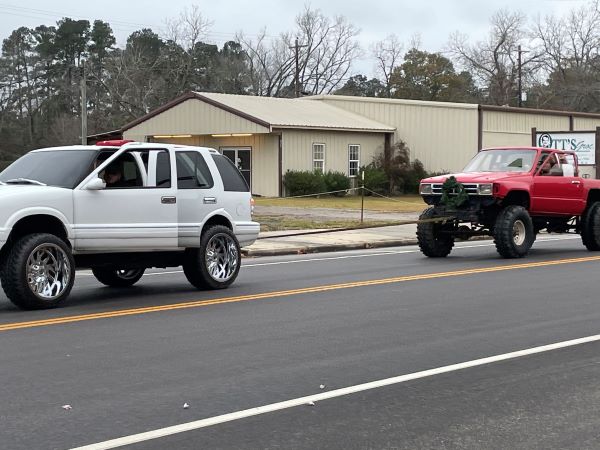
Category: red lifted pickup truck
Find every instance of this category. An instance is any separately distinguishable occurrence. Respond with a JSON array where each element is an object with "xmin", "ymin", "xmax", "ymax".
[{"xmin": 417, "ymin": 147, "xmax": 600, "ymax": 258}]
